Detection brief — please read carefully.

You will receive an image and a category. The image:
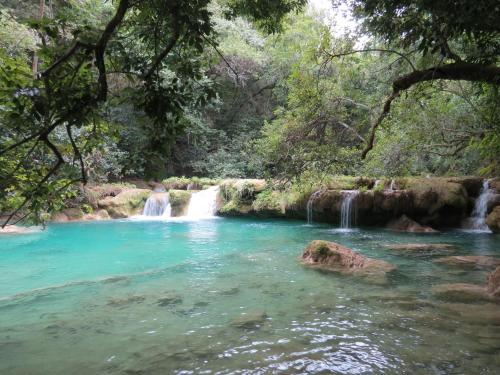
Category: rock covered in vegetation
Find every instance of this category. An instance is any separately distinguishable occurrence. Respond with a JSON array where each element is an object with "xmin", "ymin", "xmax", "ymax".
[
  {"xmin": 300, "ymin": 240, "xmax": 395, "ymax": 283},
  {"xmin": 98, "ymin": 188, "xmax": 152, "ymax": 218},
  {"xmin": 434, "ymin": 256, "xmax": 500, "ymax": 269},
  {"xmin": 487, "ymin": 267, "xmax": 500, "ymax": 298},
  {"xmin": 486, "ymin": 206, "xmax": 500, "ymax": 233},
  {"xmin": 386, "ymin": 215, "xmax": 437, "ymax": 233},
  {"xmin": 168, "ymin": 190, "xmax": 192, "ymax": 216}
]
